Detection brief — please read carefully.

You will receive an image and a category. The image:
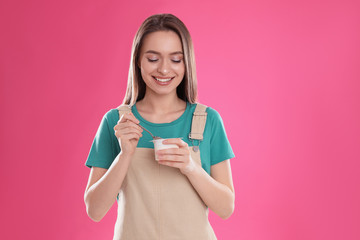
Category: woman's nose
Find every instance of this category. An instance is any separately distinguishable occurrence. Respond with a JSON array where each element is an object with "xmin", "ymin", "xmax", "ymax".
[{"xmin": 157, "ymin": 60, "xmax": 170, "ymax": 74}]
